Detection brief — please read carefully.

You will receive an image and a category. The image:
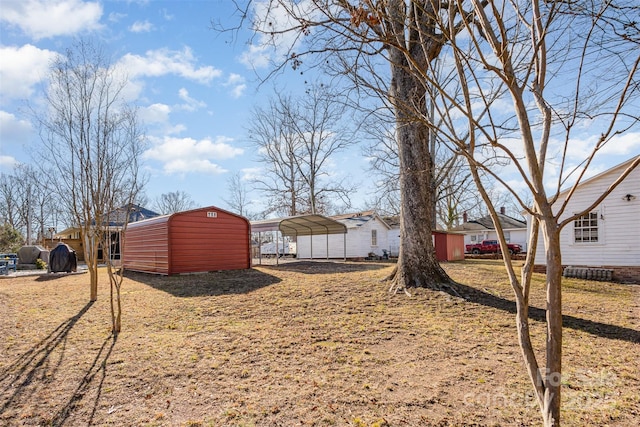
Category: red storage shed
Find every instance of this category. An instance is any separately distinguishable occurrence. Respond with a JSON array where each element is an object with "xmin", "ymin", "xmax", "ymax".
[
  {"xmin": 122, "ymin": 206, "xmax": 250, "ymax": 275},
  {"xmin": 433, "ymin": 231, "xmax": 465, "ymax": 262}
]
